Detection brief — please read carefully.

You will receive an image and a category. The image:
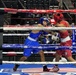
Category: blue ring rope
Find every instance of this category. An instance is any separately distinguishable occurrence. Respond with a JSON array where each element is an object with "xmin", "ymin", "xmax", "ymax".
[{"xmin": 2, "ymin": 44, "xmax": 76, "ymax": 50}]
